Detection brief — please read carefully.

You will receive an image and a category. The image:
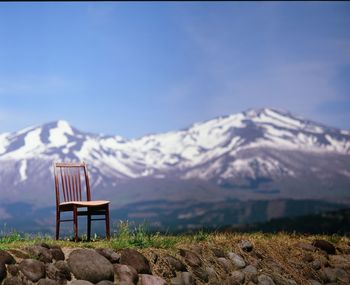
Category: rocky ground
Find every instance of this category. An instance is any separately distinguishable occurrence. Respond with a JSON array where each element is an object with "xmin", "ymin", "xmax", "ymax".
[{"xmin": 0, "ymin": 236, "xmax": 349, "ymax": 285}]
